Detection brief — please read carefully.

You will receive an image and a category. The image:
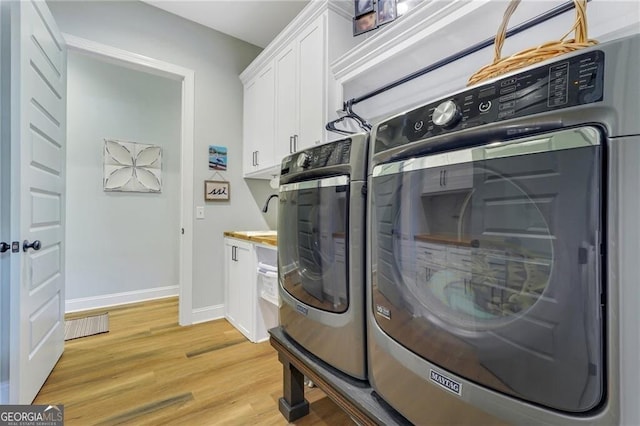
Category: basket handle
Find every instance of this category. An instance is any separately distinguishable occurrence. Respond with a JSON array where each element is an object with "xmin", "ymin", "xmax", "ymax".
[{"xmin": 490, "ymin": 0, "xmax": 589, "ymax": 65}]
